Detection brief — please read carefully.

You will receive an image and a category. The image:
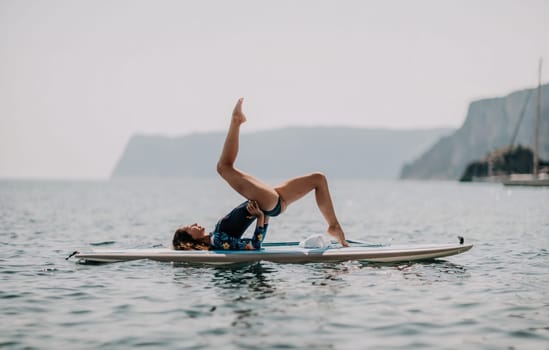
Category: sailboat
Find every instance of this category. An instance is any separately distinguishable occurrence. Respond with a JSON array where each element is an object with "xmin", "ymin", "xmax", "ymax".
[{"xmin": 503, "ymin": 58, "xmax": 549, "ymax": 186}]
